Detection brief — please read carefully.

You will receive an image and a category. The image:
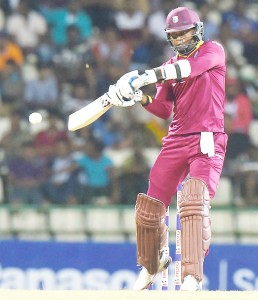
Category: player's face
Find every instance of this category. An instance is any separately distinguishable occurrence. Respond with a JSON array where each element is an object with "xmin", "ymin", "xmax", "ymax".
[{"xmin": 168, "ymin": 28, "xmax": 196, "ymax": 53}]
